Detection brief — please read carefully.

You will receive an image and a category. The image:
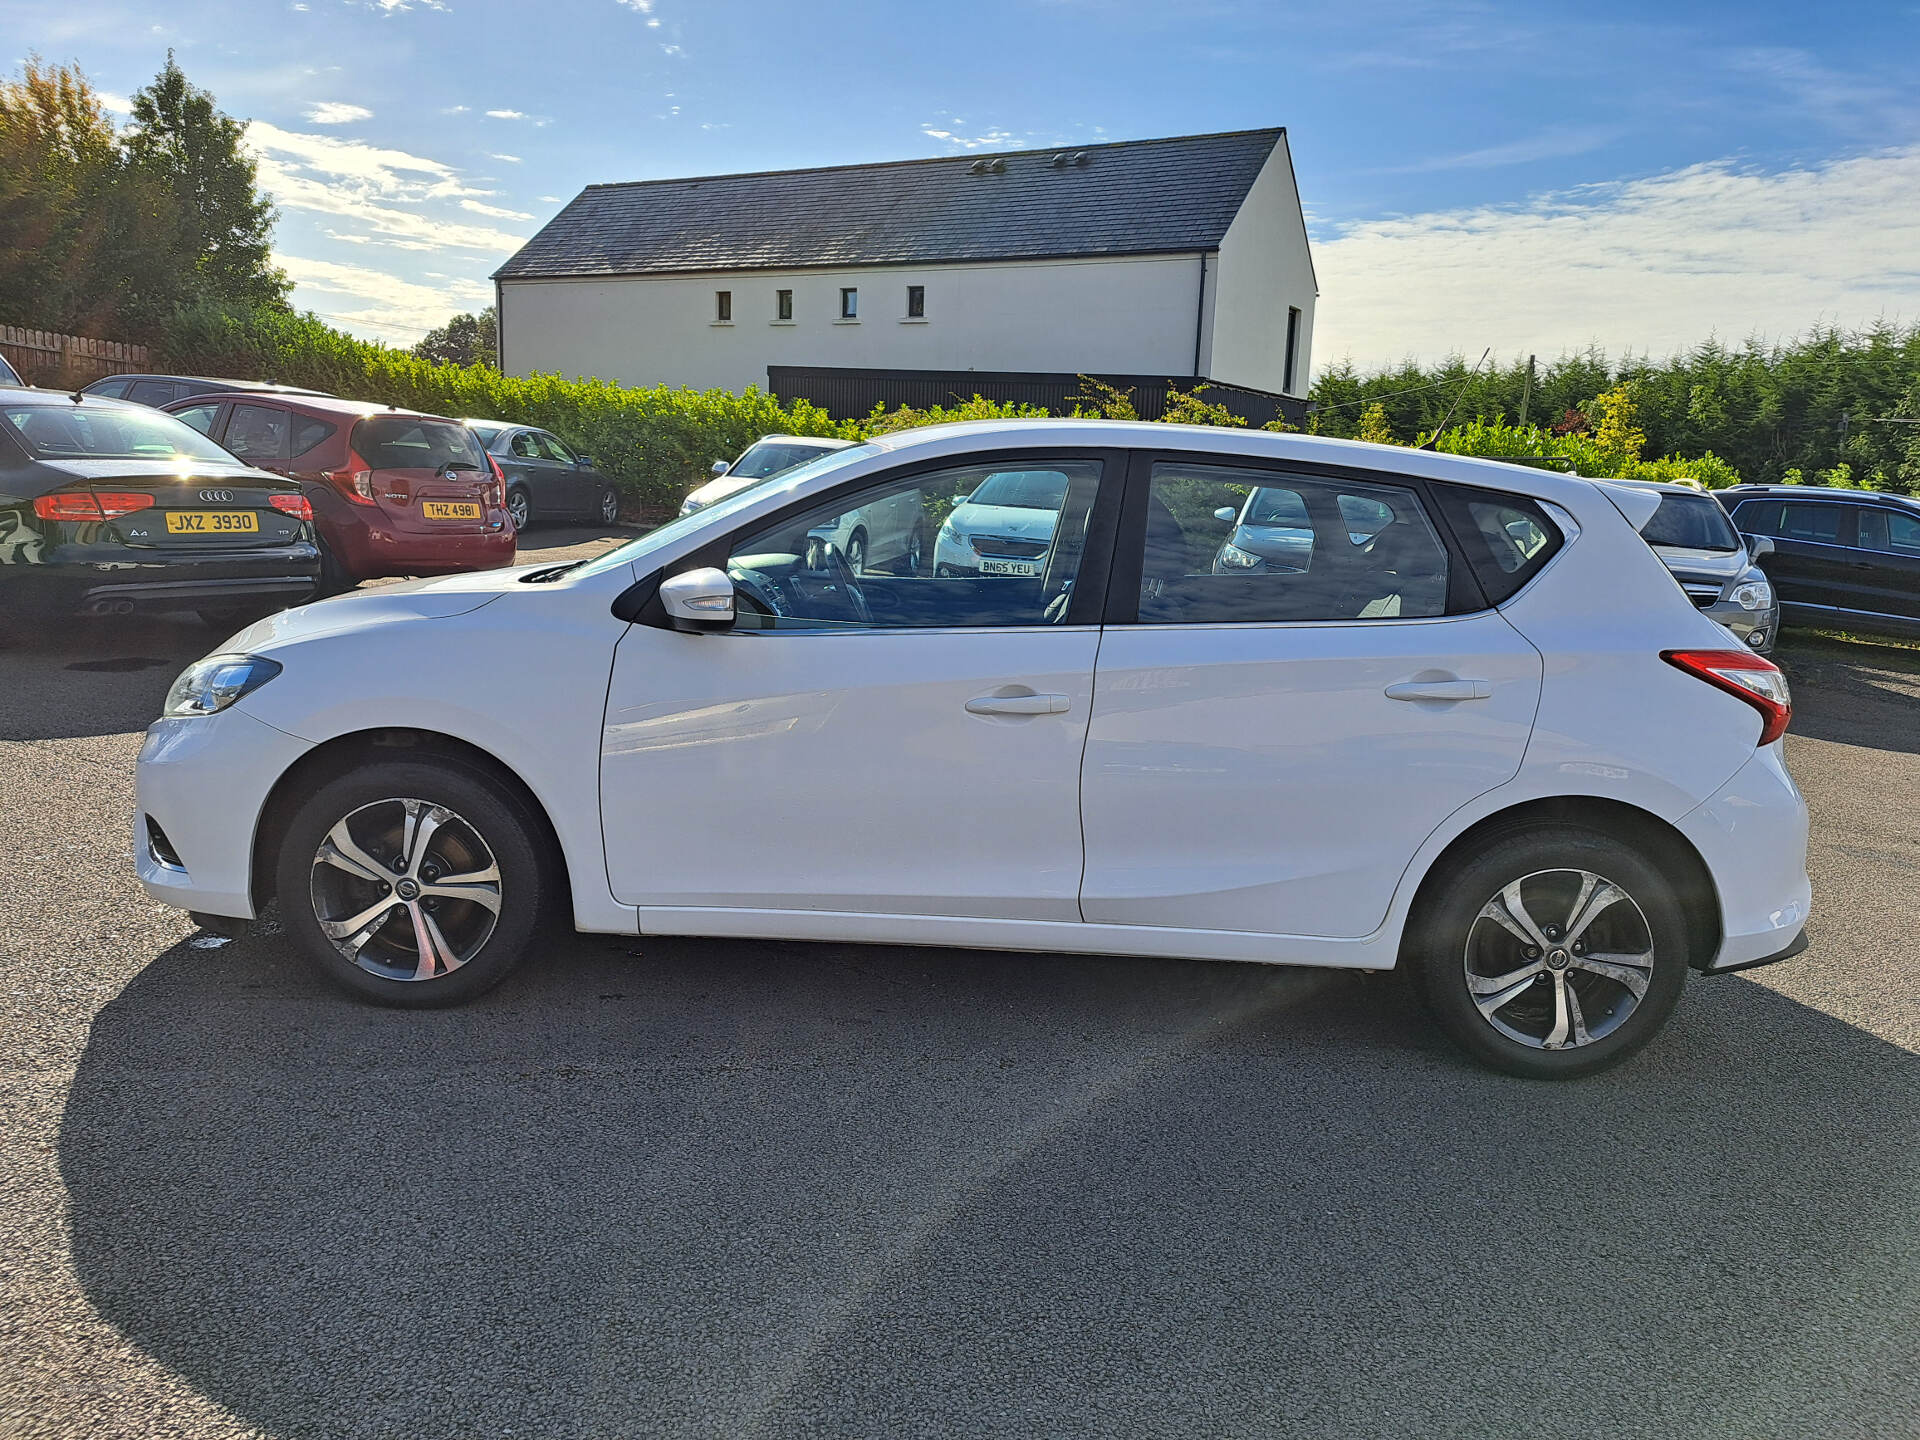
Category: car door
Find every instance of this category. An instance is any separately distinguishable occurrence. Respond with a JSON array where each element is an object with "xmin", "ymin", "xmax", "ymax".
[
  {"xmin": 1727, "ymin": 497, "xmax": 1858, "ymax": 616},
  {"xmin": 501, "ymin": 429, "xmax": 551, "ymax": 517},
  {"xmin": 600, "ymin": 452, "xmax": 1119, "ymax": 920},
  {"xmin": 535, "ymin": 431, "xmax": 593, "ymax": 514},
  {"xmin": 1079, "ymin": 456, "xmax": 1544, "ymax": 941},
  {"xmin": 1854, "ymin": 505, "xmax": 1920, "ymax": 625}
]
